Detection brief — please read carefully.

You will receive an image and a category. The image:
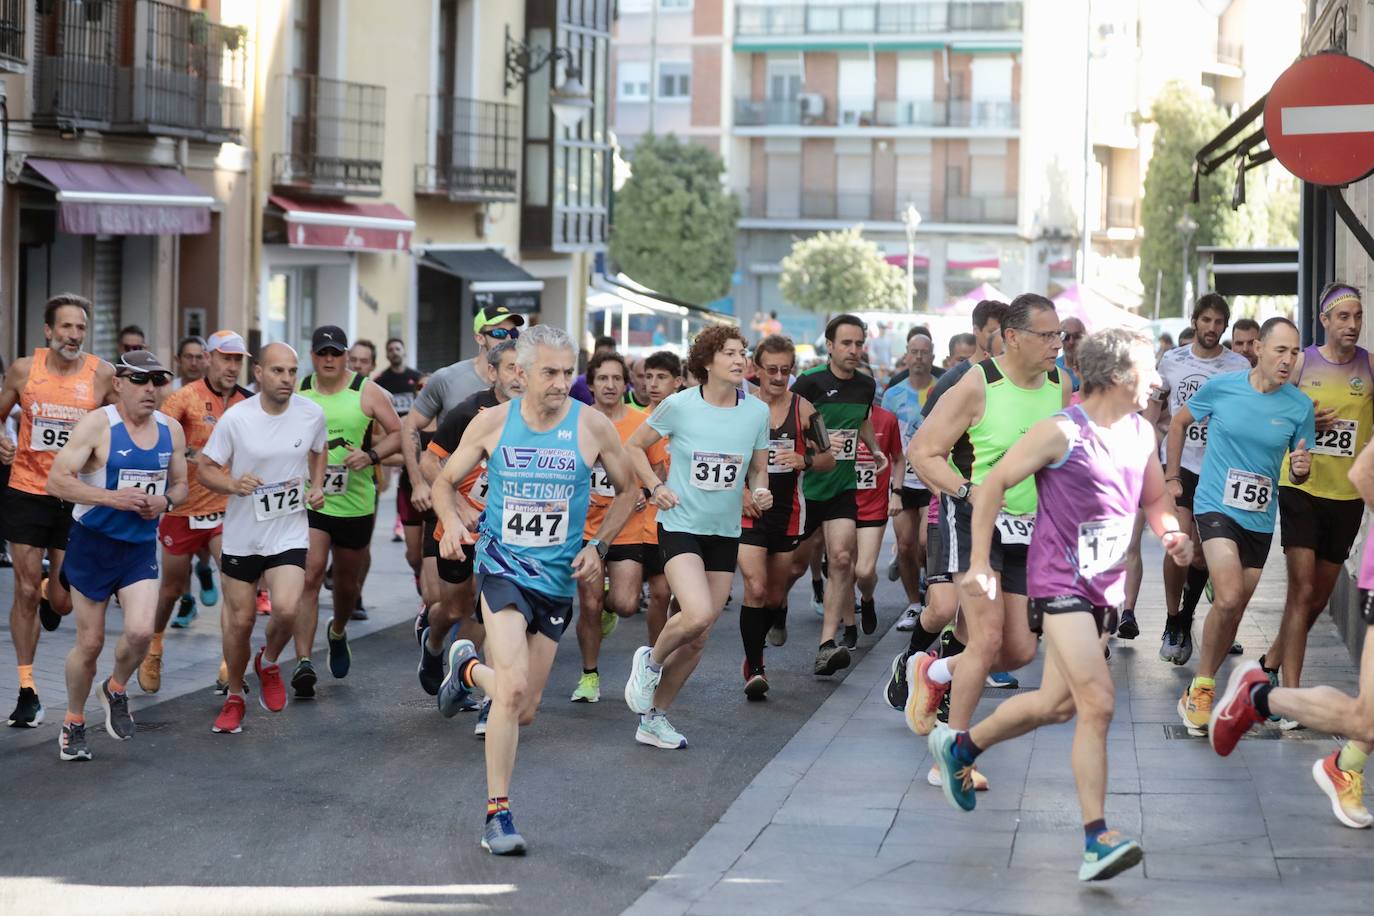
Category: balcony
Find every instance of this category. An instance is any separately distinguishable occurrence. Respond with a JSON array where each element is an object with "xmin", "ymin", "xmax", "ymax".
[
  {"xmin": 1213, "ymin": 37, "xmax": 1243, "ymax": 68},
  {"xmin": 415, "ymin": 95, "xmax": 519, "ymax": 202},
  {"xmin": 1105, "ymin": 196, "xmax": 1138, "ymax": 229},
  {"xmin": 274, "ymin": 74, "xmax": 386, "ymax": 197},
  {"xmin": 945, "ymin": 195, "xmax": 1016, "ymax": 223},
  {"xmin": 32, "ymin": 0, "xmax": 248, "ymax": 140},
  {"xmin": 735, "ymin": 96, "xmax": 1017, "ymax": 130},
  {"xmin": 948, "ymin": 99, "xmax": 1019, "ymax": 128},
  {"xmin": 735, "ymin": 1, "xmax": 1022, "ymax": 37},
  {"xmin": 739, "ymin": 188, "xmax": 1016, "ymax": 225},
  {"xmin": 0, "ymin": 0, "xmax": 23, "ymax": 63}
]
